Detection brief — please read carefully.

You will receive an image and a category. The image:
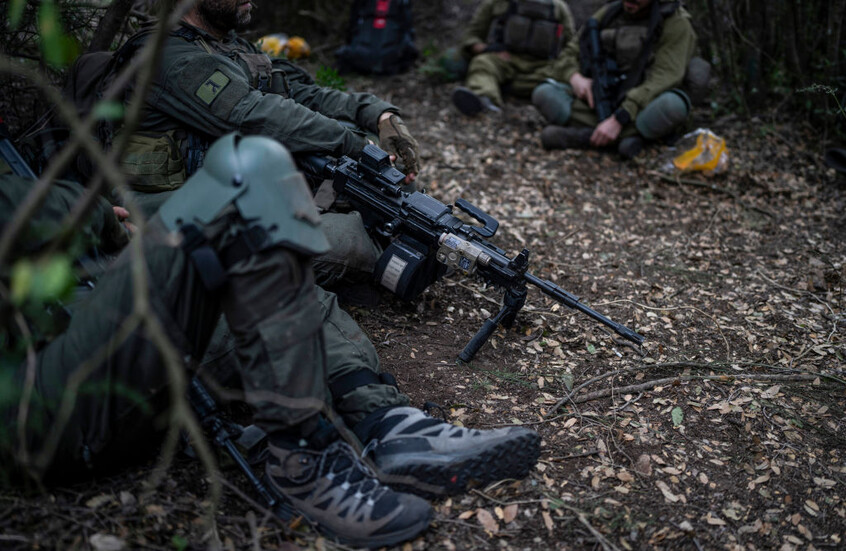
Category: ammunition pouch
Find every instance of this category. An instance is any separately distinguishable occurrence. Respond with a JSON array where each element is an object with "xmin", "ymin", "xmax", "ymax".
[
  {"xmin": 498, "ymin": 0, "xmax": 564, "ymax": 60},
  {"xmin": 120, "ymin": 130, "xmax": 187, "ymax": 192}
]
